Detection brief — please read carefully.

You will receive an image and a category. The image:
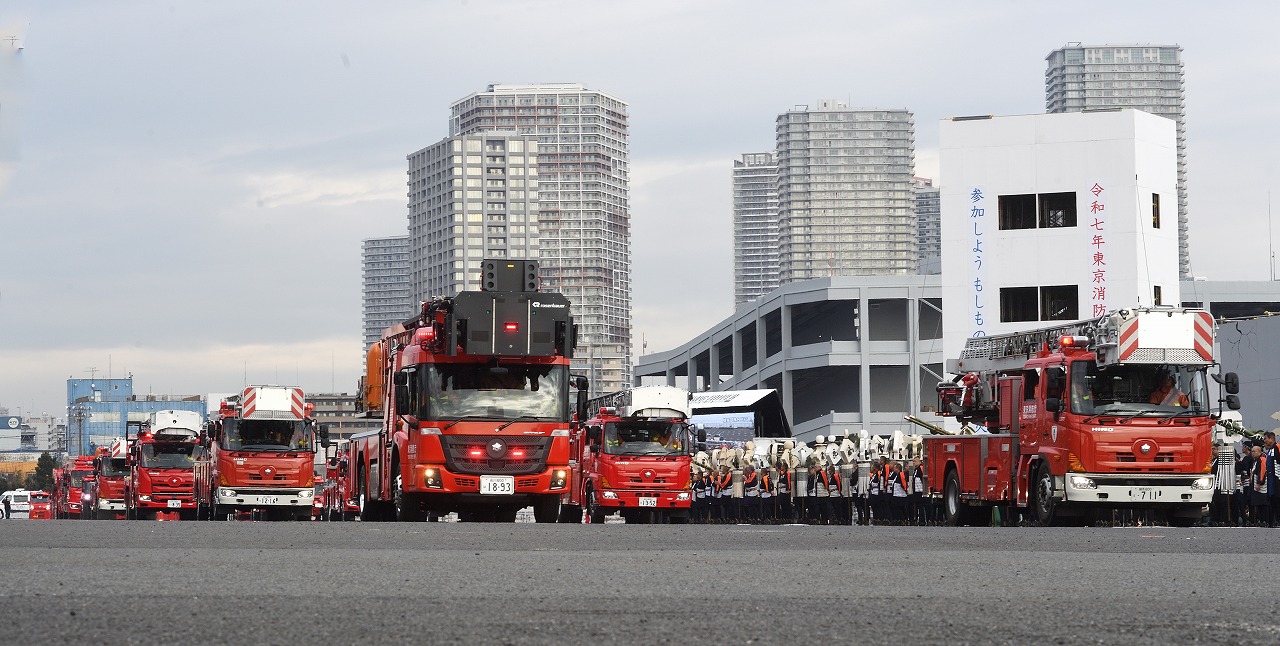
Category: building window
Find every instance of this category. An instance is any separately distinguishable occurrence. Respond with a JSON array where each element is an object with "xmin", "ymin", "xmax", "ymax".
[
  {"xmin": 1153, "ymin": 285, "xmax": 1162, "ymax": 306},
  {"xmin": 1040, "ymin": 285, "xmax": 1079, "ymax": 320},
  {"xmin": 1000, "ymin": 287, "xmax": 1039, "ymax": 322},
  {"xmin": 1152, "ymin": 193, "xmax": 1161, "ymax": 228},
  {"xmin": 998, "ymin": 194, "xmax": 1037, "ymax": 230},
  {"xmin": 1038, "ymin": 193, "xmax": 1077, "ymax": 228}
]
